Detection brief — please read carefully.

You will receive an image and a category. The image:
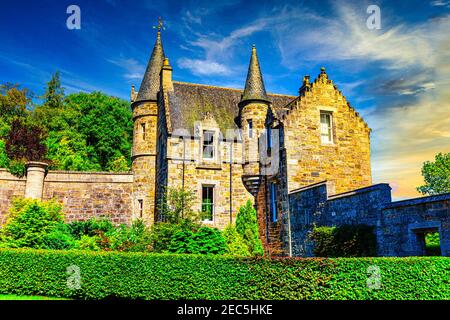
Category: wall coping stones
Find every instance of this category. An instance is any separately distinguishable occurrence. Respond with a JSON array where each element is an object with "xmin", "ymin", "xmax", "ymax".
[
  {"xmin": 328, "ymin": 183, "xmax": 391, "ymax": 201},
  {"xmin": 44, "ymin": 171, "xmax": 134, "ymax": 183},
  {"xmin": 289, "ymin": 180, "xmax": 328, "ymax": 194},
  {"xmin": 383, "ymin": 192, "xmax": 450, "ymax": 209}
]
